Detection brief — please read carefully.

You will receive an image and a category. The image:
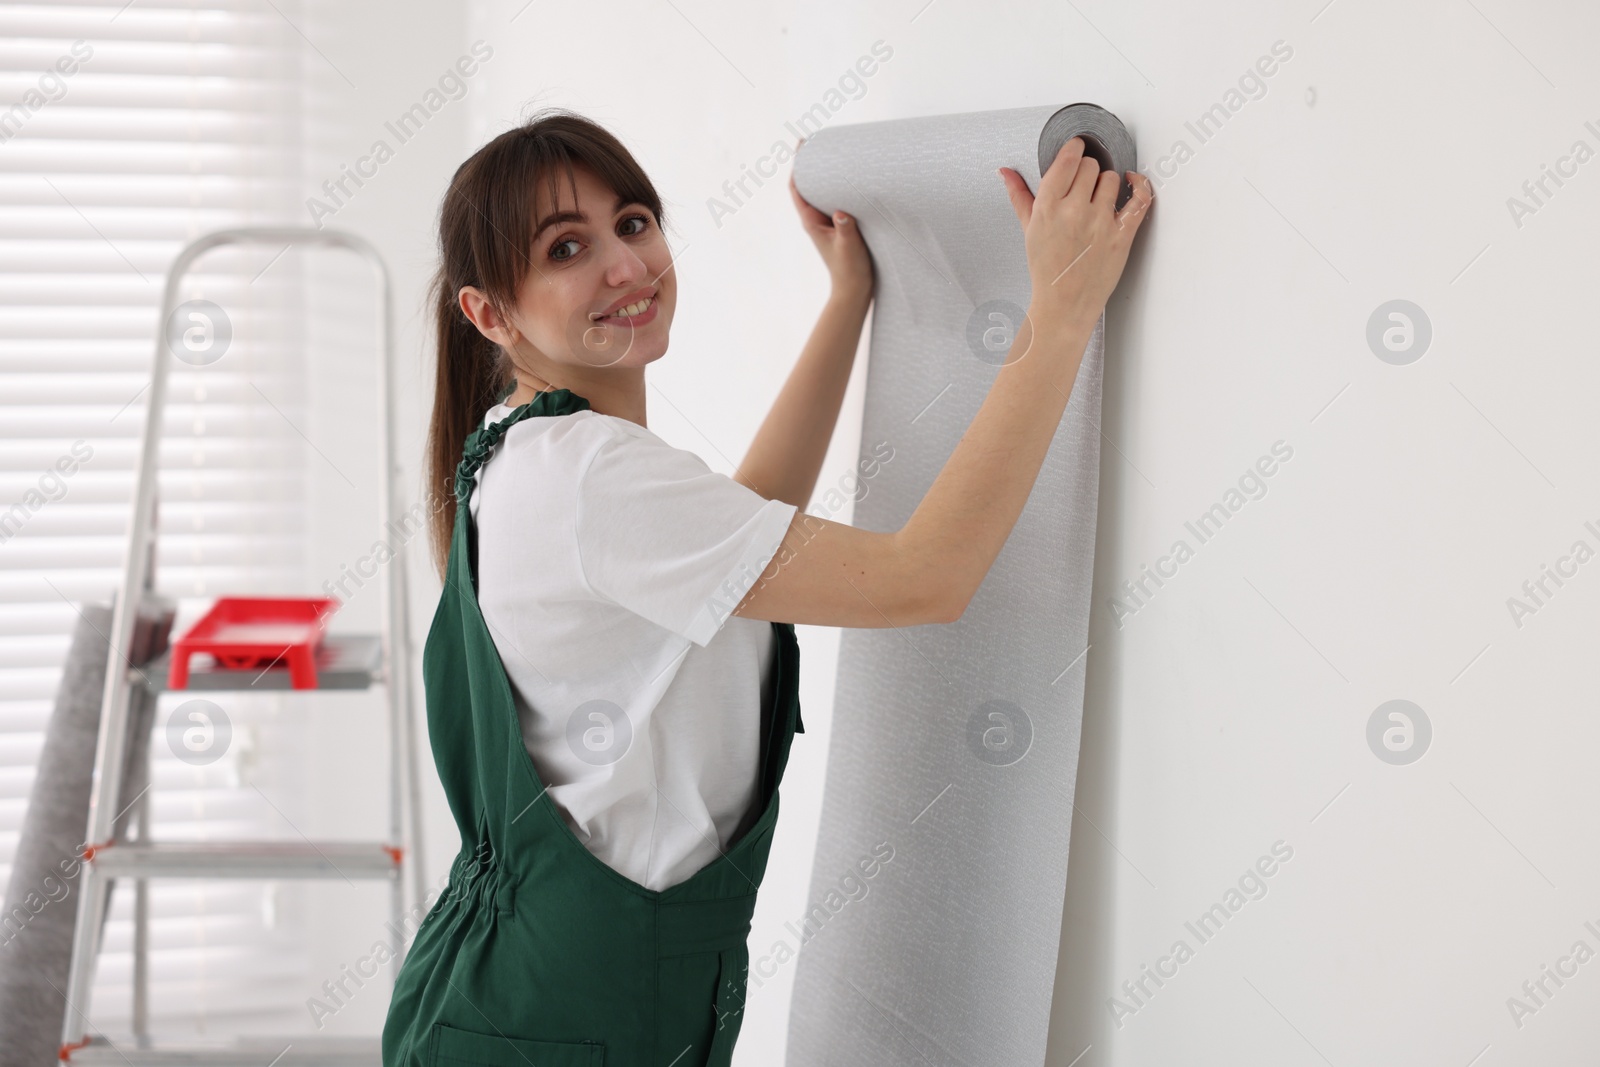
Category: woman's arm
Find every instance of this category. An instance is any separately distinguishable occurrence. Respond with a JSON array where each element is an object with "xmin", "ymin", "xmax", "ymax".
[
  {"xmin": 734, "ymin": 284, "xmax": 870, "ymax": 507},
  {"xmin": 733, "ymin": 166, "xmax": 875, "ymax": 508},
  {"xmin": 733, "ymin": 141, "xmax": 1153, "ymax": 630}
]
